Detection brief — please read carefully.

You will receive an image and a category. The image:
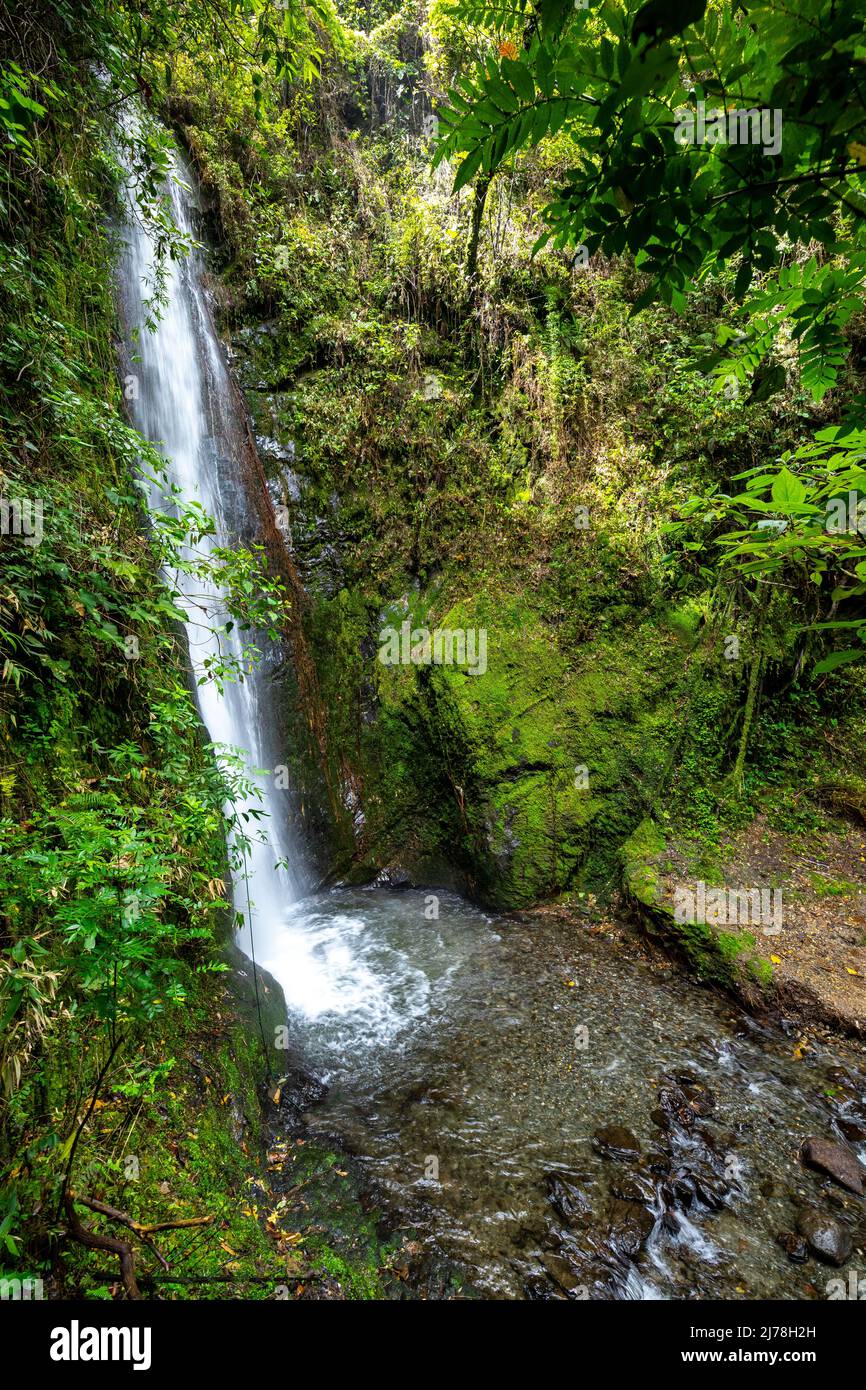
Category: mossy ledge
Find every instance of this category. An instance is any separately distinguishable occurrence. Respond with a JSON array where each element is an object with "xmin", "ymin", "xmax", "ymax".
[
  {"xmin": 622, "ymin": 814, "xmax": 866, "ymax": 1038},
  {"xmin": 621, "ymin": 818, "xmax": 773, "ymax": 997}
]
